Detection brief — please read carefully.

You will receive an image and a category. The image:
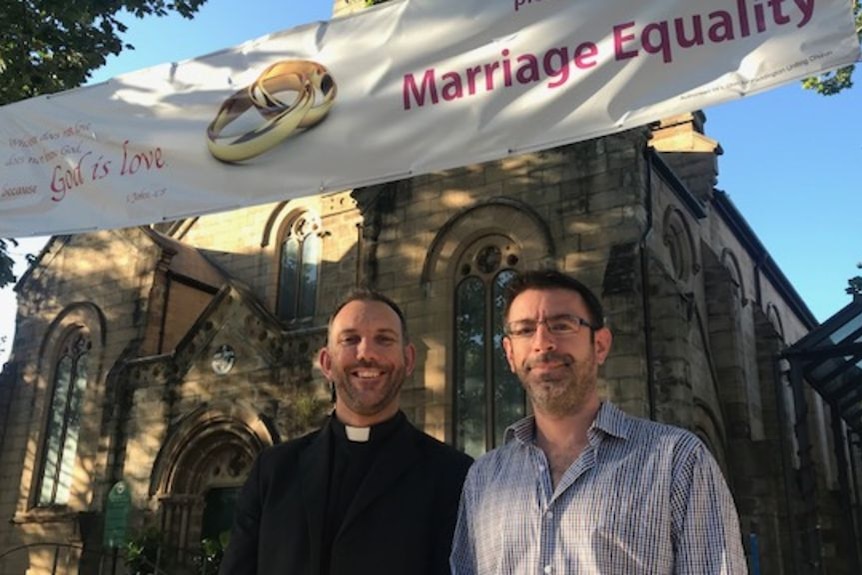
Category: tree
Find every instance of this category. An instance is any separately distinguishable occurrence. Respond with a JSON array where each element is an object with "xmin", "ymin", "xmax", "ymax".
[
  {"xmin": 0, "ymin": 0, "xmax": 209, "ymax": 286},
  {"xmin": 0, "ymin": 239, "xmax": 15, "ymax": 289},
  {"xmin": 0, "ymin": 1, "xmax": 208, "ymax": 106},
  {"xmin": 803, "ymin": 0, "xmax": 861, "ymax": 95},
  {"xmin": 847, "ymin": 263, "xmax": 862, "ymax": 299}
]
